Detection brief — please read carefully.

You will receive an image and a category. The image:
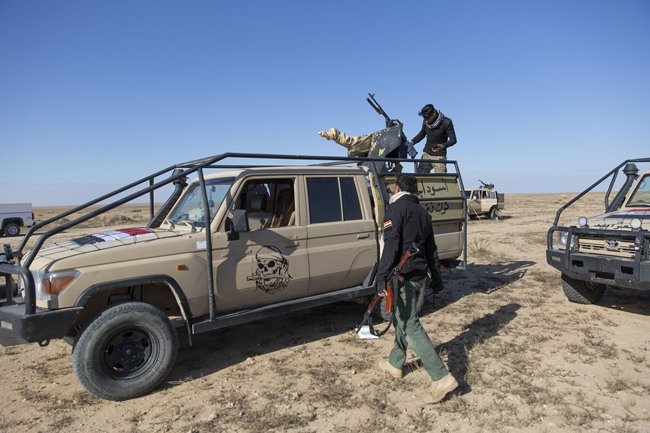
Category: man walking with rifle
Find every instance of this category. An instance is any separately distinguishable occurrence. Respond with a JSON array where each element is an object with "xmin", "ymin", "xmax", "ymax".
[{"xmin": 375, "ymin": 173, "xmax": 458, "ymax": 404}]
